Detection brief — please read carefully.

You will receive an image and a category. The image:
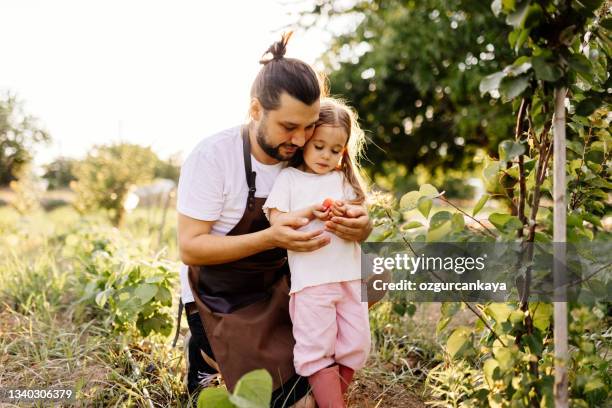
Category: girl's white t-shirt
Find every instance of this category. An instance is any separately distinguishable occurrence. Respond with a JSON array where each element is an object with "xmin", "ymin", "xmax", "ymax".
[
  {"xmin": 177, "ymin": 126, "xmax": 285, "ymax": 303},
  {"xmin": 263, "ymin": 167, "xmax": 362, "ymax": 294}
]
